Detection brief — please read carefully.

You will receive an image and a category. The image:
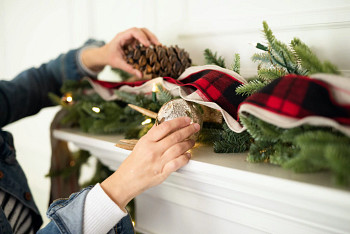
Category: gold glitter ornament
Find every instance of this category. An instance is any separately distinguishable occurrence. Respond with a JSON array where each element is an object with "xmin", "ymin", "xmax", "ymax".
[{"xmin": 156, "ymin": 99, "xmax": 203, "ymax": 140}]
